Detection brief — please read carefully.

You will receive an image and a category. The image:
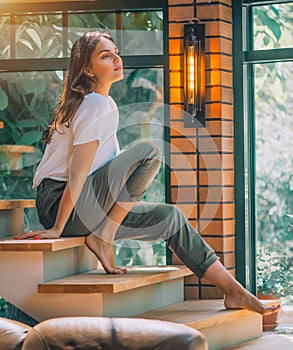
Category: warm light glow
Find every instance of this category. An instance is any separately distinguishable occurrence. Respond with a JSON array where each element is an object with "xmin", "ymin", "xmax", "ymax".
[{"xmin": 187, "ymin": 45, "xmax": 195, "ymax": 104}]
